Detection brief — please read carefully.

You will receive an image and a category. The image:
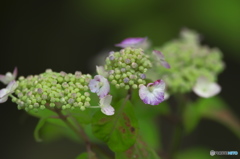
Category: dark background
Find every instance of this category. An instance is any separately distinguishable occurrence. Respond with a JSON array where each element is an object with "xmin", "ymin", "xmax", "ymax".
[{"xmin": 0, "ymin": 0, "xmax": 240, "ymax": 159}]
